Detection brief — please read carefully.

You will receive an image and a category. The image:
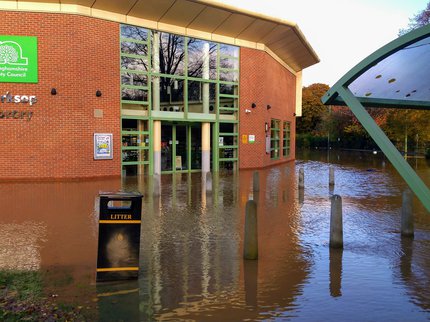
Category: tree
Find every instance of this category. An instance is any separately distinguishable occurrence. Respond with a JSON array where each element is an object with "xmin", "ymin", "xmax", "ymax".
[
  {"xmin": 296, "ymin": 83, "xmax": 330, "ymax": 135},
  {"xmin": 399, "ymin": 1, "xmax": 430, "ymax": 36}
]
